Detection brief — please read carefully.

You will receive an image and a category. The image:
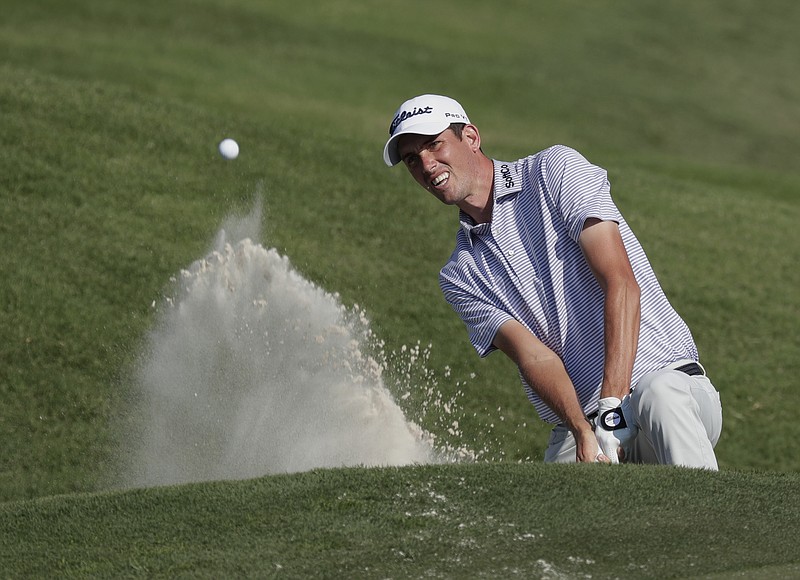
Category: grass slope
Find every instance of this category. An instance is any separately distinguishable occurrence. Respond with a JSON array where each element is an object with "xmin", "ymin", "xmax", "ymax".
[
  {"xmin": 2, "ymin": 464, "xmax": 800, "ymax": 578},
  {"xmin": 0, "ymin": 1, "xmax": 799, "ymax": 574}
]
